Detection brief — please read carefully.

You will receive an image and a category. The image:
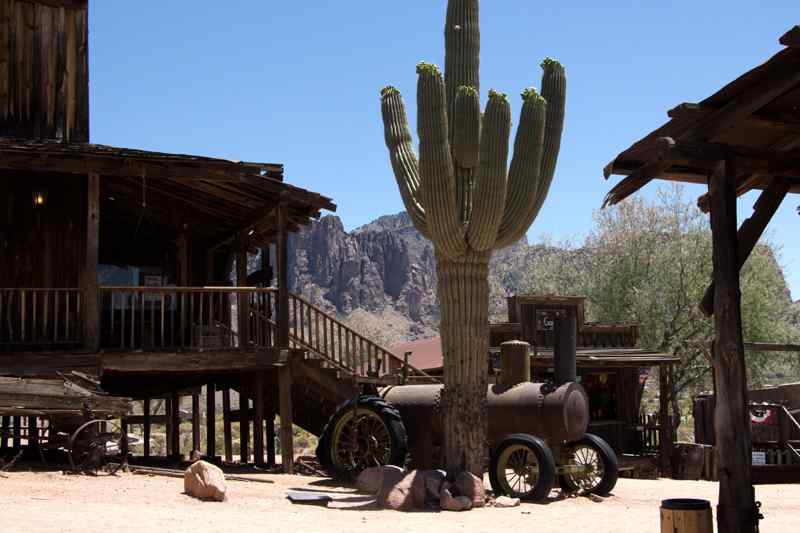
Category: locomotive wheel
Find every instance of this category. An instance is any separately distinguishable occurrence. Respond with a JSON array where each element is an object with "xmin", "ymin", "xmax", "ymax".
[
  {"xmin": 68, "ymin": 419, "xmax": 121, "ymax": 472},
  {"xmin": 489, "ymin": 434, "xmax": 555, "ymax": 502},
  {"xmin": 558, "ymin": 433, "xmax": 618, "ymax": 496},
  {"xmin": 316, "ymin": 395, "xmax": 407, "ymax": 477}
]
